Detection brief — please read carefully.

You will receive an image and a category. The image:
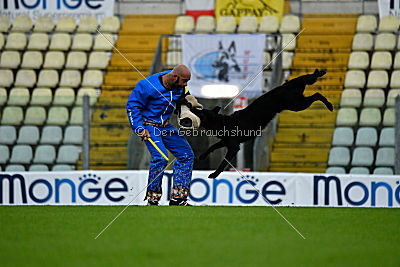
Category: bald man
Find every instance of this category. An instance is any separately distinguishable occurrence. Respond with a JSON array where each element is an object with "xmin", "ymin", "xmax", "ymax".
[{"xmin": 126, "ymin": 65, "xmax": 194, "ymax": 206}]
